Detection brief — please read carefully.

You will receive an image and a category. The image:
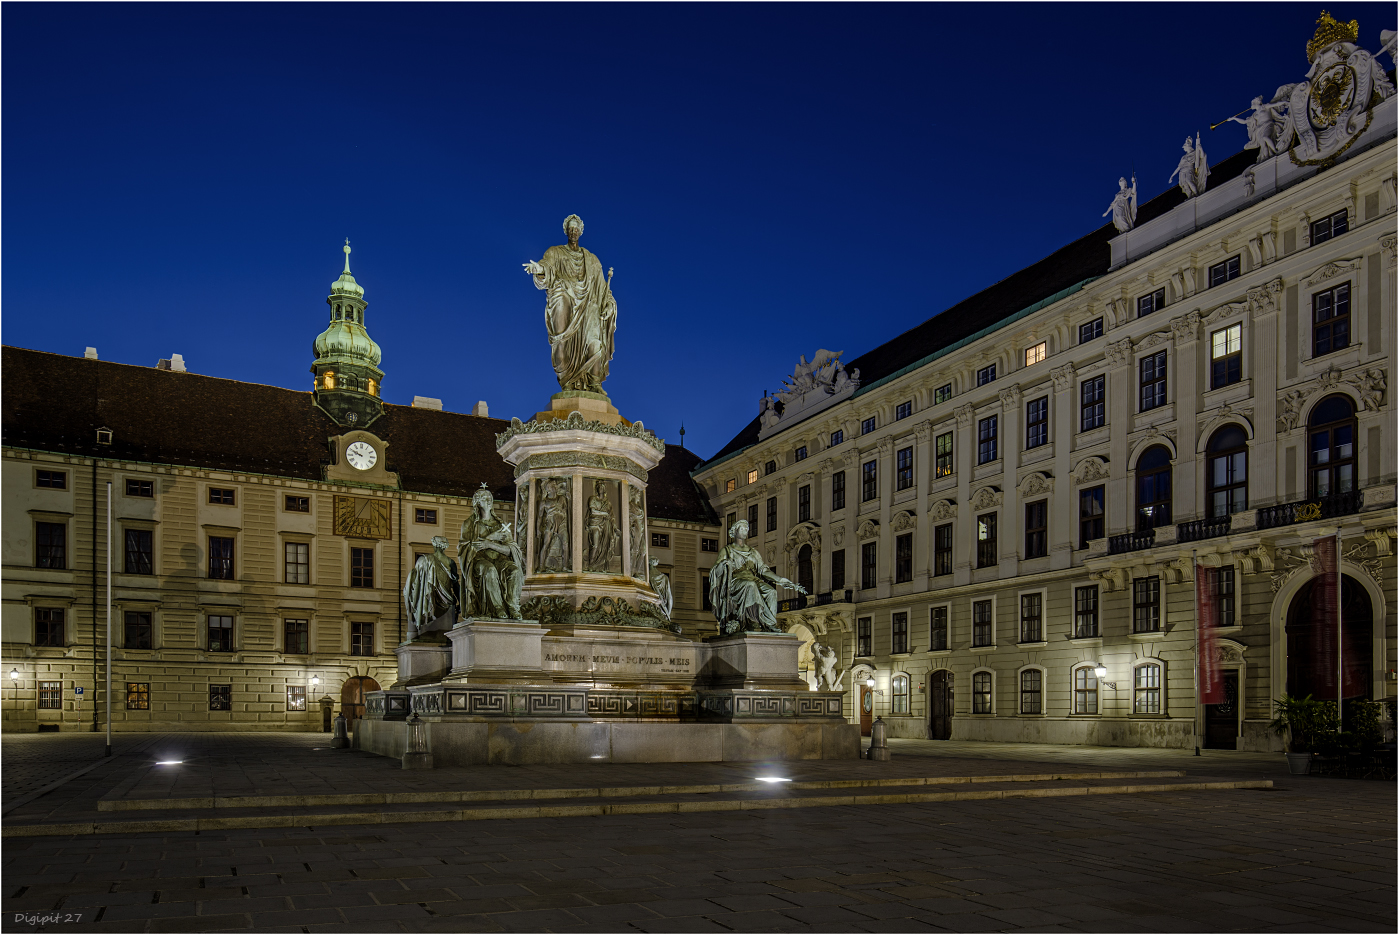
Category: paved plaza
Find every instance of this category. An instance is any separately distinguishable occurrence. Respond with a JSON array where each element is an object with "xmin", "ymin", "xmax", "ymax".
[{"xmin": 1, "ymin": 732, "xmax": 1394, "ymax": 933}]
